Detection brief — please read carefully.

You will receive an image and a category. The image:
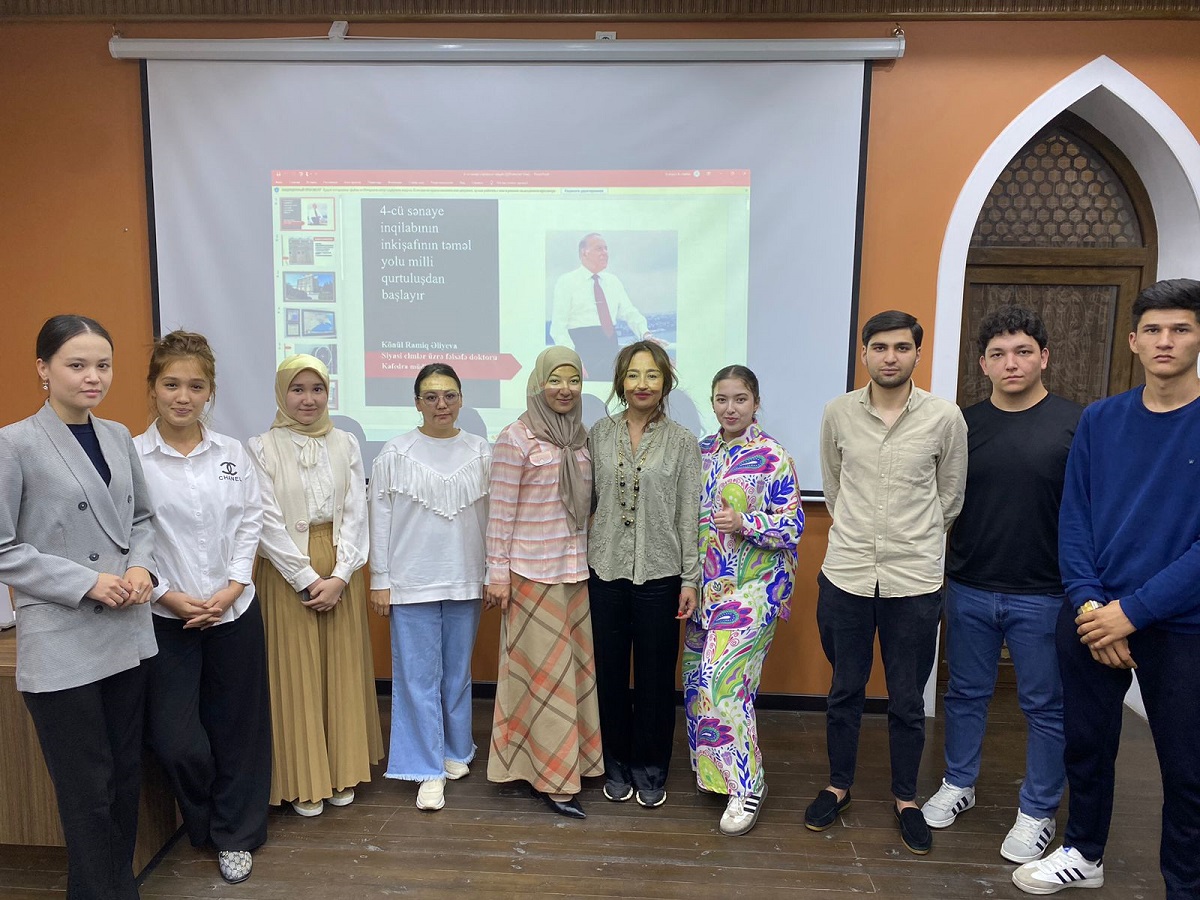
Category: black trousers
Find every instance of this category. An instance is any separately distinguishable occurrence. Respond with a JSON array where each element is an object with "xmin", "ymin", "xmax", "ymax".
[
  {"xmin": 568, "ymin": 326, "xmax": 619, "ymax": 380},
  {"xmin": 588, "ymin": 571, "xmax": 682, "ymax": 792},
  {"xmin": 816, "ymin": 572, "xmax": 943, "ymax": 801},
  {"xmin": 22, "ymin": 662, "xmax": 148, "ymax": 900},
  {"xmin": 1057, "ymin": 604, "xmax": 1200, "ymax": 900},
  {"xmin": 144, "ymin": 599, "xmax": 271, "ymax": 851}
]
